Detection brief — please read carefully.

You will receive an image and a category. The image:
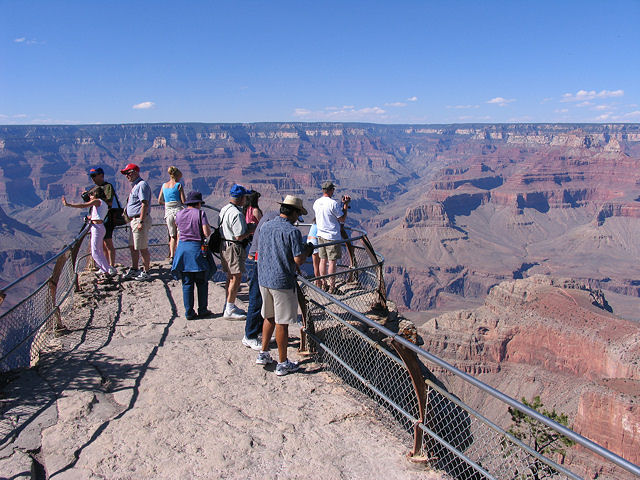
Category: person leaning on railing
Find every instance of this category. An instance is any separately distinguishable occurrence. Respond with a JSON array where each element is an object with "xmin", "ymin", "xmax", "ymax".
[
  {"xmin": 158, "ymin": 166, "xmax": 186, "ymax": 262},
  {"xmin": 62, "ymin": 186, "xmax": 116, "ymax": 281}
]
